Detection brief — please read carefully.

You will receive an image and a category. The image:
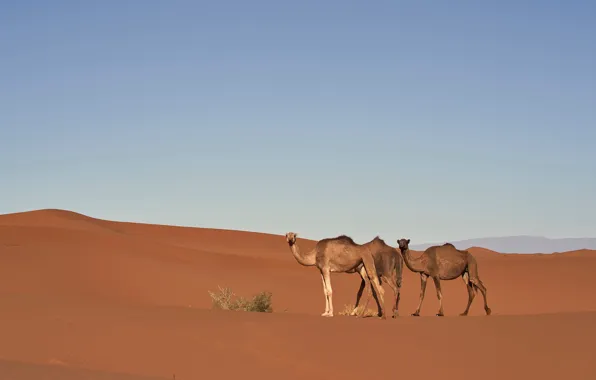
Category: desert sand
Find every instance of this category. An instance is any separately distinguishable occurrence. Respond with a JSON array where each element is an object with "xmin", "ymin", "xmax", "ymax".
[{"xmin": 1, "ymin": 209, "xmax": 595, "ymax": 379}]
